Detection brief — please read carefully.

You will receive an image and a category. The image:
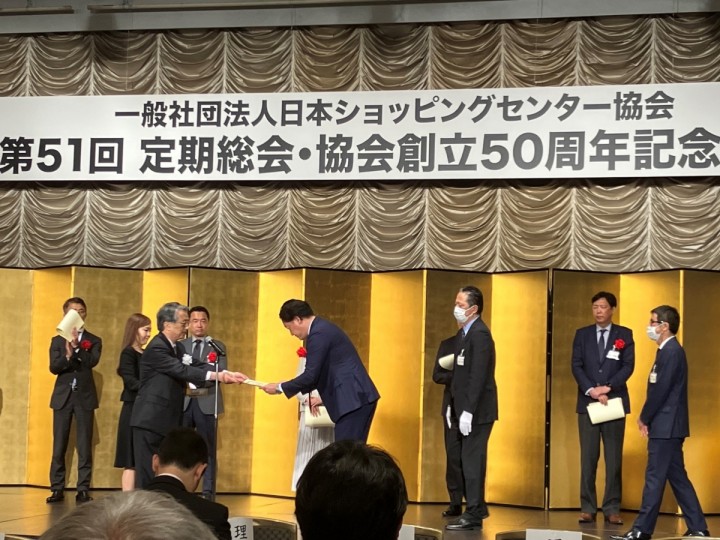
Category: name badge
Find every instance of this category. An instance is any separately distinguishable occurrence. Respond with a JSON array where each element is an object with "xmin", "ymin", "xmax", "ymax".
[
  {"xmin": 606, "ymin": 350, "xmax": 620, "ymax": 361},
  {"xmin": 649, "ymin": 366, "xmax": 657, "ymax": 384},
  {"xmin": 457, "ymin": 349, "xmax": 465, "ymax": 366}
]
